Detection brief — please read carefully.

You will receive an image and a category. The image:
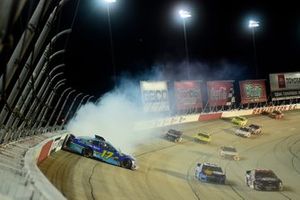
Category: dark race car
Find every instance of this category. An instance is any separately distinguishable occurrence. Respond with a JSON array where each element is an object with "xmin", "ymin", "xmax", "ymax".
[
  {"xmin": 248, "ymin": 124, "xmax": 262, "ymax": 135},
  {"xmin": 165, "ymin": 129, "xmax": 183, "ymax": 142},
  {"xmin": 63, "ymin": 134, "xmax": 138, "ymax": 170},
  {"xmin": 269, "ymin": 110, "xmax": 284, "ymax": 119},
  {"xmin": 195, "ymin": 162, "xmax": 226, "ymax": 184},
  {"xmin": 245, "ymin": 169, "xmax": 283, "ymax": 191}
]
